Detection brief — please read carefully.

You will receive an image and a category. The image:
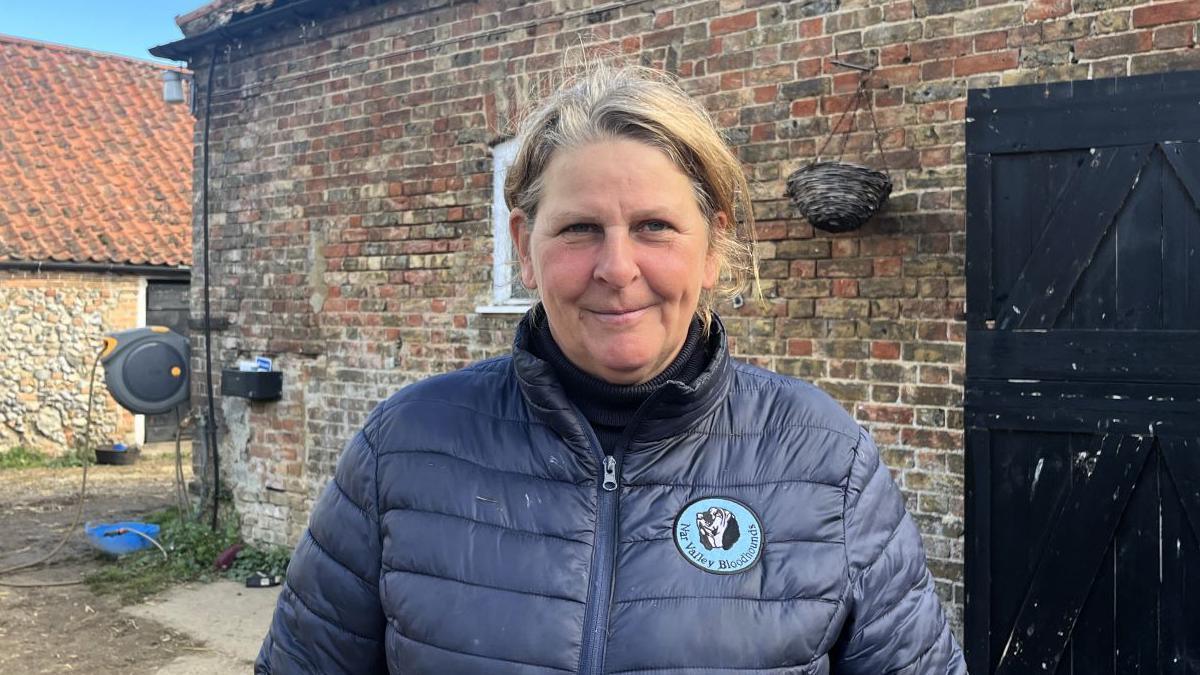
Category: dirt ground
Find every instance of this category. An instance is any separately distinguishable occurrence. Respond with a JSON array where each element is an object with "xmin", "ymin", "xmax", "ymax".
[{"xmin": 0, "ymin": 450, "xmax": 204, "ymax": 674}]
